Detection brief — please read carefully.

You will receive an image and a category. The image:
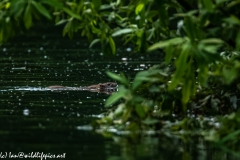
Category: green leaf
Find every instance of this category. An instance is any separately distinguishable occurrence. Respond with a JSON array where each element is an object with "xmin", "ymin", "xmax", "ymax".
[
  {"xmin": 112, "ymin": 28, "xmax": 134, "ymax": 37},
  {"xmin": 148, "ymin": 37, "xmax": 186, "ymax": 51},
  {"xmin": 100, "ymin": 4, "xmax": 112, "ymax": 10},
  {"xmin": 201, "ymin": 0, "xmax": 214, "ymax": 12},
  {"xmin": 89, "ymin": 38, "xmax": 100, "ymax": 48},
  {"xmin": 199, "ymin": 38, "xmax": 224, "ymax": 54},
  {"xmin": 106, "ymin": 71, "xmax": 128, "ymax": 85},
  {"xmin": 236, "ymin": 30, "xmax": 240, "ymax": 50},
  {"xmin": 63, "ymin": 21, "xmax": 71, "ymax": 37},
  {"xmin": 203, "ymin": 45, "xmax": 221, "ymax": 54},
  {"xmin": 132, "ymin": 69, "xmax": 160, "ymax": 90},
  {"xmin": 219, "ymin": 129, "xmax": 240, "ymax": 143},
  {"xmin": 41, "ymin": 0, "xmax": 63, "ymax": 8},
  {"xmin": 91, "ymin": 25, "xmax": 101, "ymax": 34},
  {"xmin": 168, "ymin": 43, "xmax": 191, "ymax": 90},
  {"xmin": 0, "ymin": 29, "xmax": 3, "ymax": 42},
  {"xmin": 164, "ymin": 44, "xmax": 175, "ymax": 64},
  {"xmin": 92, "ymin": 0, "xmax": 102, "ymax": 10},
  {"xmin": 55, "ymin": 19, "xmax": 68, "ymax": 26},
  {"xmin": 146, "ymin": 10, "xmax": 158, "ymax": 20},
  {"xmin": 224, "ymin": 16, "xmax": 240, "ymax": 25},
  {"xmin": 197, "ymin": 64, "xmax": 208, "ymax": 87},
  {"xmin": 222, "ymin": 67, "xmax": 238, "ymax": 84},
  {"xmin": 114, "ymin": 104, "xmax": 125, "ymax": 116},
  {"xmin": 142, "ymin": 118, "xmax": 159, "ymax": 125},
  {"xmin": 24, "ymin": 4, "xmax": 32, "ymax": 29},
  {"xmin": 184, "ymin": 16, "xmax": 197, "ymax": 41},
  {"xmin": 31, "ymin": 1, "xmax": 51, "ymax": 19},
  {"xmin": 135, "ymin": 3, "xmax": 144, "ymax": 15},
  {"xmin": 135, "ymin": 105, "xmax": 146, "ymax": 118},
  {"xmin": 215, "ymin": 0, "xmax": 228, "ymax": 4},
  {"xmin": 182, "ymin": 65, "xmax": 196, "ymax": 105},
  {"xmin": 108, "ymin": 37, "xmax": 116, "ymax": 55},
  {"xmin": 63, "ymin": 7, "xmax": 81, "ymax": 20},
  {"xmin": 10, "ymin": 0, "xmax": 25, "ymax": 18},
  {"xmin": 200, "ymin": 38, "xmax": 224, "ymax": 44},
  {"xmin": 105, "ymin": 87, "xmax": 127, "ymax": 107}
]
